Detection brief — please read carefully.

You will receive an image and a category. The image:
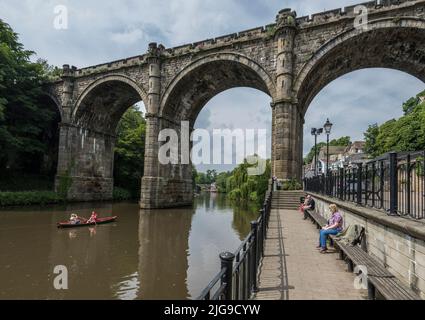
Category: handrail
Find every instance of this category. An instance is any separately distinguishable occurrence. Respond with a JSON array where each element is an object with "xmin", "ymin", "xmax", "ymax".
[
  {"xmin": 305, "ymin": 150, "xmax": 425, "ymax": 220},
  {"xmin": 197, "ymin": 267, "xmax": 227, "ymax": 300}
]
